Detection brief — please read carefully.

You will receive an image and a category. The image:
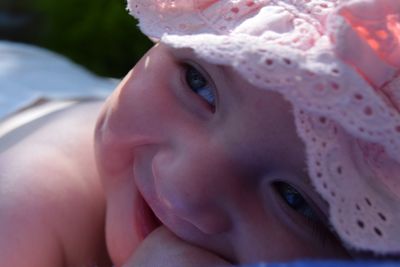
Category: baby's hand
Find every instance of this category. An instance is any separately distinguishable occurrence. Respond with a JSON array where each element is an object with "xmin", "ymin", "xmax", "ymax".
[{"xmin": 123, "ymin": 226, "xmax": 231, "ymax": 267}]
